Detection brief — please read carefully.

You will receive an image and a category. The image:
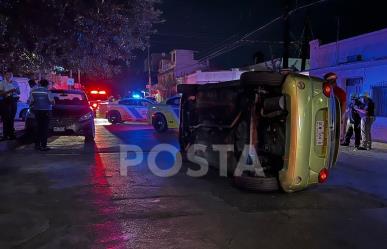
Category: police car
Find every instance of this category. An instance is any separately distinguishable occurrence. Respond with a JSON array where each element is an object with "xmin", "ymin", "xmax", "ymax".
[
  {"xmin": 16, "ymin": 102, "xmax": 30, "ymax": 120},
  {"xmin": 148, "ymin": 96, "xmax": 181, "ymax": 133},
  {"xmin": 106, "ymin": 98, "xmax": 155, "ymax": 124}
]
